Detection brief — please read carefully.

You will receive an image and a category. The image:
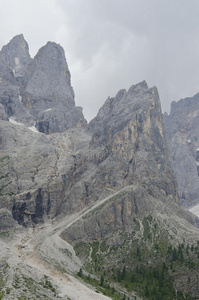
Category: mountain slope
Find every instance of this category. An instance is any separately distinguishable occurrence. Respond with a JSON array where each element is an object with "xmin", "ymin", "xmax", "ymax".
[
  {"xmin": 1, "ymin": 35, "xmax": 199, "ymax": 299},
  {"xmin": 163, "ymin": 92, "xmax": 199, "ymax": 208}
]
